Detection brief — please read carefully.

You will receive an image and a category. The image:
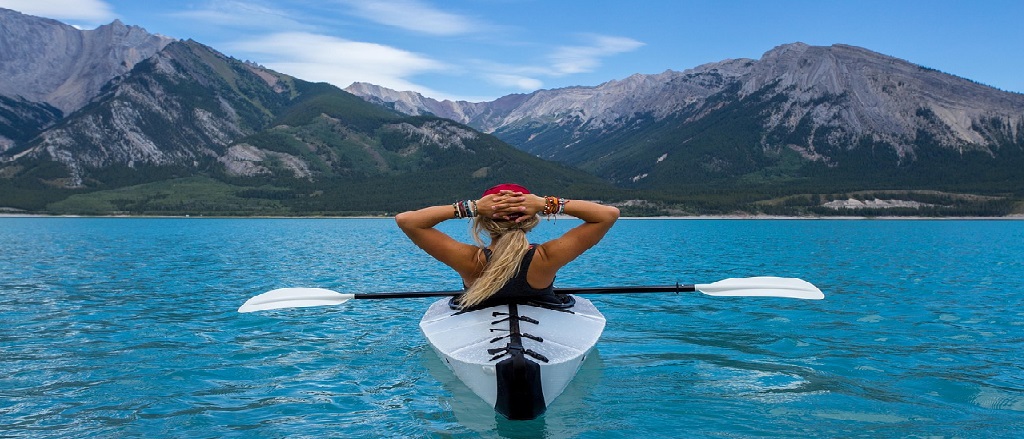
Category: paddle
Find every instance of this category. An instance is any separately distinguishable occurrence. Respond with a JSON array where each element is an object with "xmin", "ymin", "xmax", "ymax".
[{"xmin": 237, "ymin": 276, "xmax": 823, "ymax": 313}]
